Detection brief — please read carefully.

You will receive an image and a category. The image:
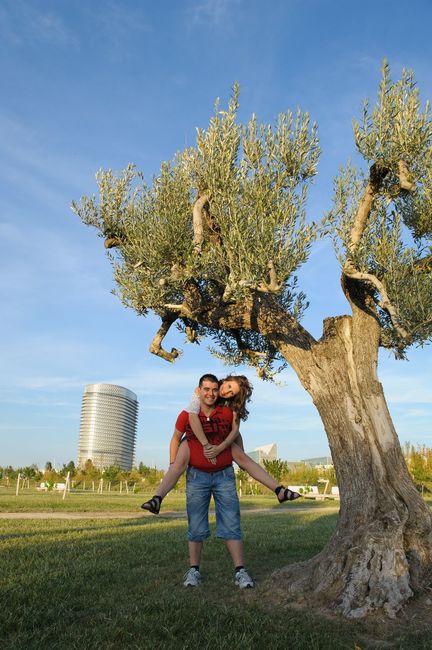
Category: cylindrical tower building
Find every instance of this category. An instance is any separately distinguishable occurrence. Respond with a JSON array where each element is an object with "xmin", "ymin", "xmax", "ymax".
[{"xmin": 78, "ymin": 383, "xmax": 138, "ymax": 471}]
